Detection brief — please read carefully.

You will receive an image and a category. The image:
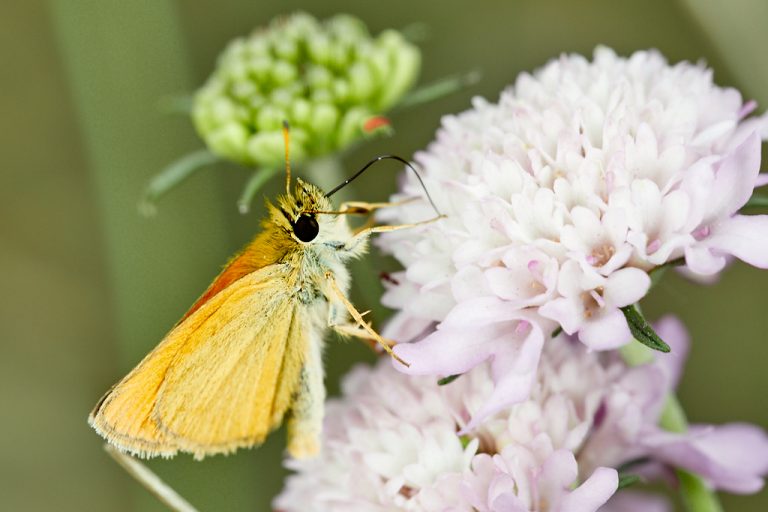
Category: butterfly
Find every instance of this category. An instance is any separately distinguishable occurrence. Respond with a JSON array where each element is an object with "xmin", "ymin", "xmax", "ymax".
[{"xmin": 88, "ymin": 122, "xmax": 442, "ymax": 460}]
